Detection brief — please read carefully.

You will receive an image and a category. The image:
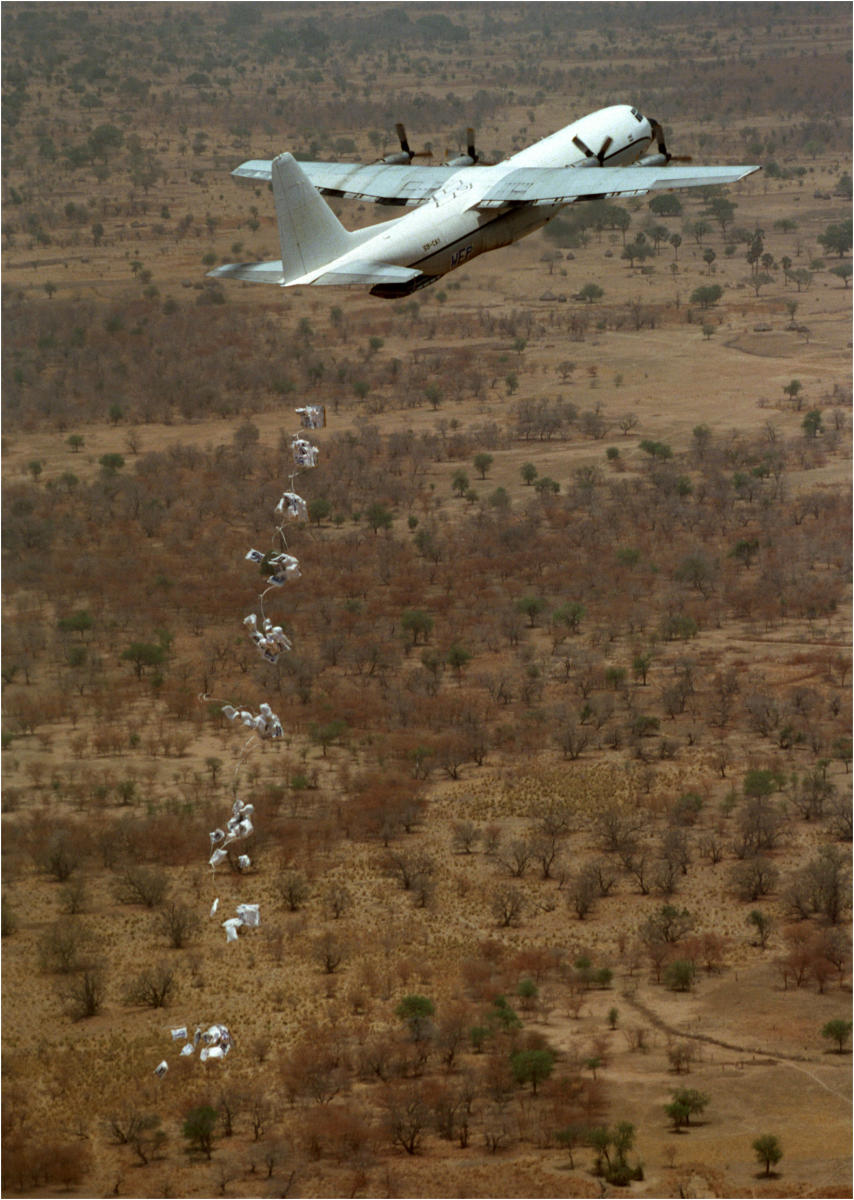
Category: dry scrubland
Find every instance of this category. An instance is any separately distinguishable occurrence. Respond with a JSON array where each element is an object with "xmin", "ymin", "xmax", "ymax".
[{"xmin": 2, "ymin": 3, "xmax": 852, "ymax": 1197}]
